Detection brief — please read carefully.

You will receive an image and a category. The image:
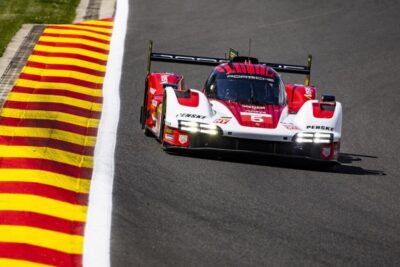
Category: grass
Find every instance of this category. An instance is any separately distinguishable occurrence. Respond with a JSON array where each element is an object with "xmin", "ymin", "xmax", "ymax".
[{"xmin": 0, "ymin": 0, "xmax": 80, "ymax": 56}]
